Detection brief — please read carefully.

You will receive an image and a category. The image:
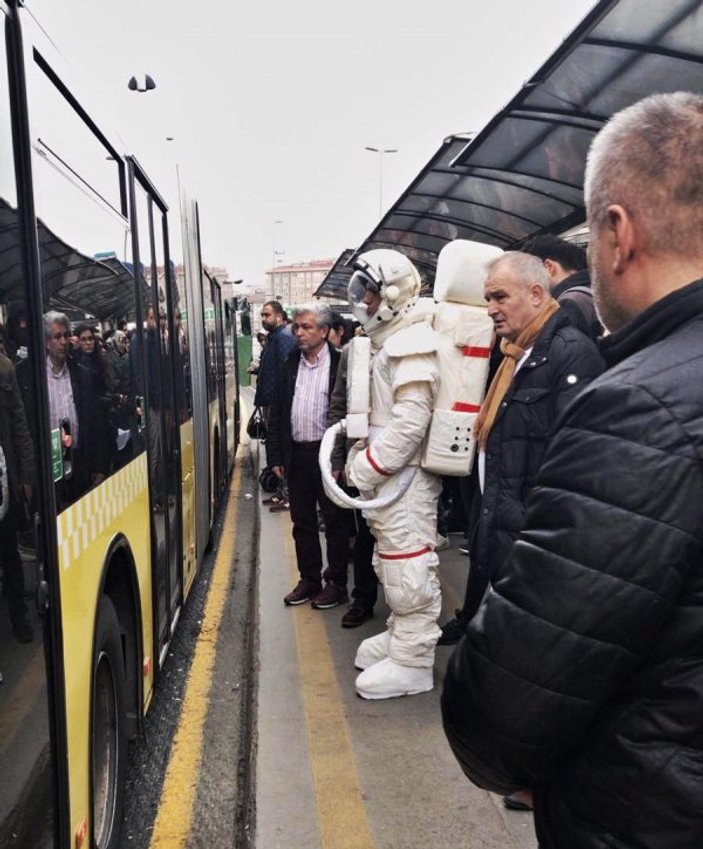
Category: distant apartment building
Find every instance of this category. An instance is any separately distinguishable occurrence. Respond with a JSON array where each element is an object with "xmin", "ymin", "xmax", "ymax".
[{"xmin": 265, "ymin": 258, "xmax": 337, "ymax": 308}]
